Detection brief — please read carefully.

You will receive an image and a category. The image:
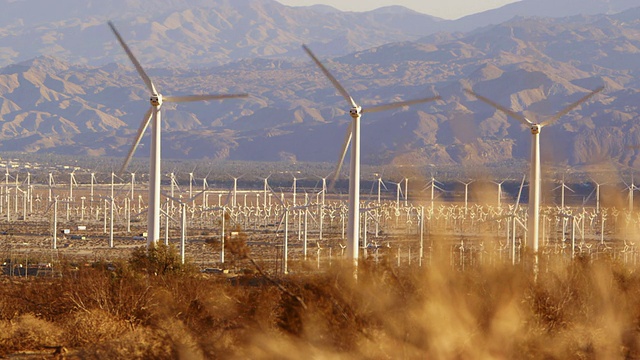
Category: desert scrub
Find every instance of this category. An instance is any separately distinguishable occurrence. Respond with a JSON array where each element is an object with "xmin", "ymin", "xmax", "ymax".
[
  {"xmin": 1, "ymin": 248, "xmax": 640, "ymax": 358},
  {"xmin": 0, "ymin": 313, "xmax": 64, "ymax": 356}
]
